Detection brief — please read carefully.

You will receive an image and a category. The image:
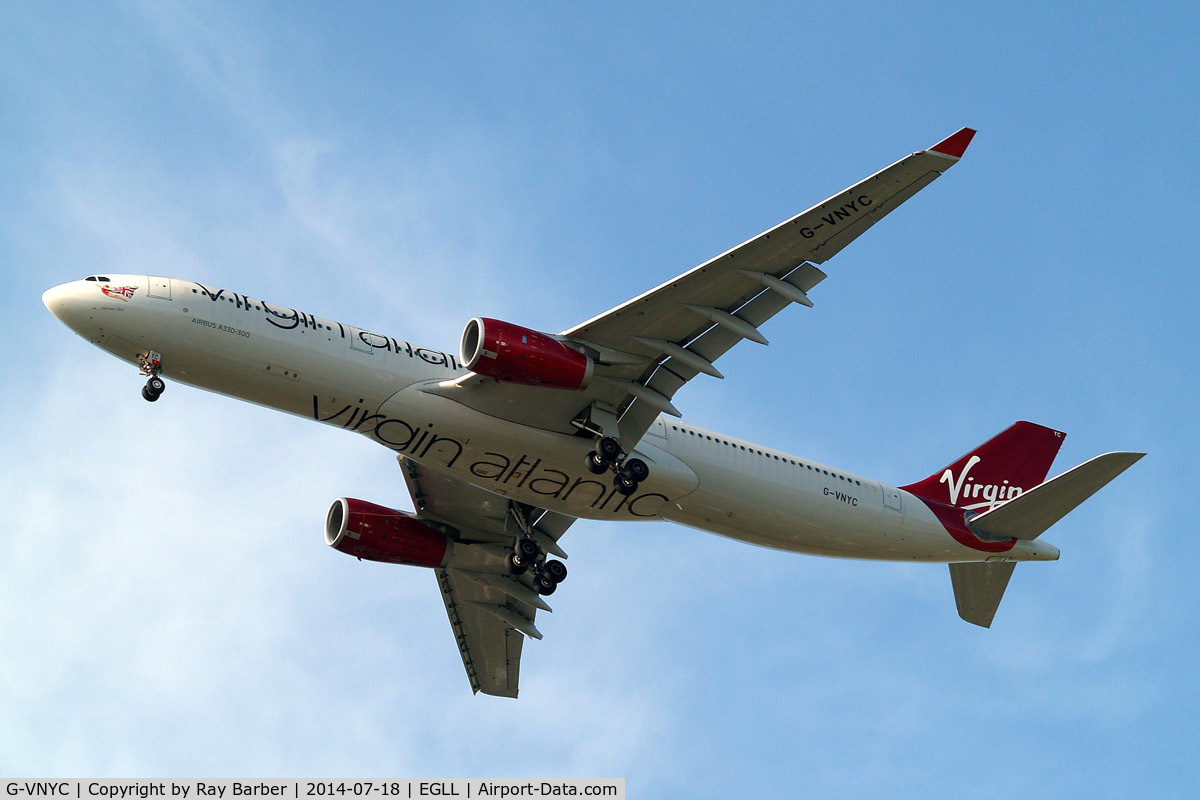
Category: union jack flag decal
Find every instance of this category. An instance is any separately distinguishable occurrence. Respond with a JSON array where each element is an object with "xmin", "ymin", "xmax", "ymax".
[{"xmin": 101, "ymin": 284, "xmax": 138, "ymax": 301}]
